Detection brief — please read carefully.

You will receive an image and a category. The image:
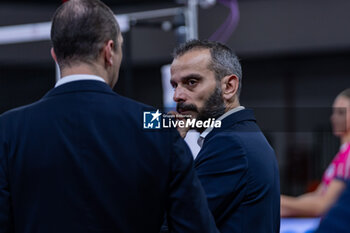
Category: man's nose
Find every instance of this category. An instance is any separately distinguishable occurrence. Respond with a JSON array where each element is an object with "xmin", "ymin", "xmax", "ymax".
[{"xmin": 173, "ymin": 87, "xmax": 186, "ymax": 103}]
